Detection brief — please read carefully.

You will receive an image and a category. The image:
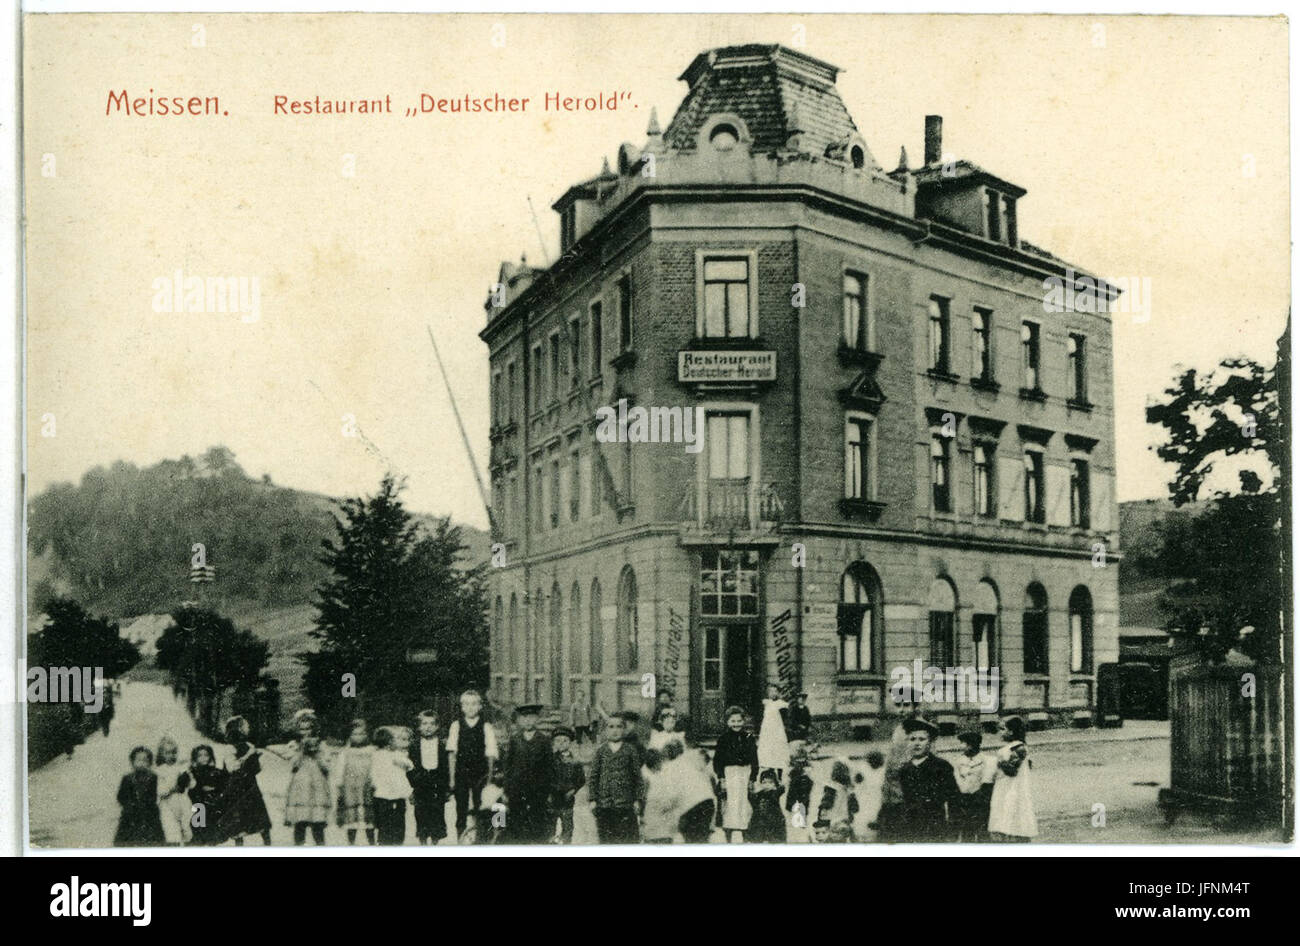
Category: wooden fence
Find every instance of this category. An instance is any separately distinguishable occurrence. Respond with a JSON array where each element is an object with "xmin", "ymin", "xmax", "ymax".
[{"xmin": 1164, "ymin": 654, "xmax": 1284, "ymax": 823}]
